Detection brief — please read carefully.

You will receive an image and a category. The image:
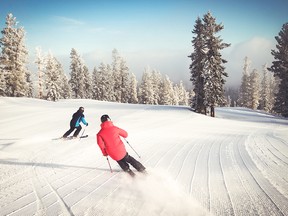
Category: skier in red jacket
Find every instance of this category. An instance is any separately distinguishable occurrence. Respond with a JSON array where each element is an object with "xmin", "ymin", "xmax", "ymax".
[{"xmin": 97, "ymin": 114, "xmax": 145, "ymax": 176}]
